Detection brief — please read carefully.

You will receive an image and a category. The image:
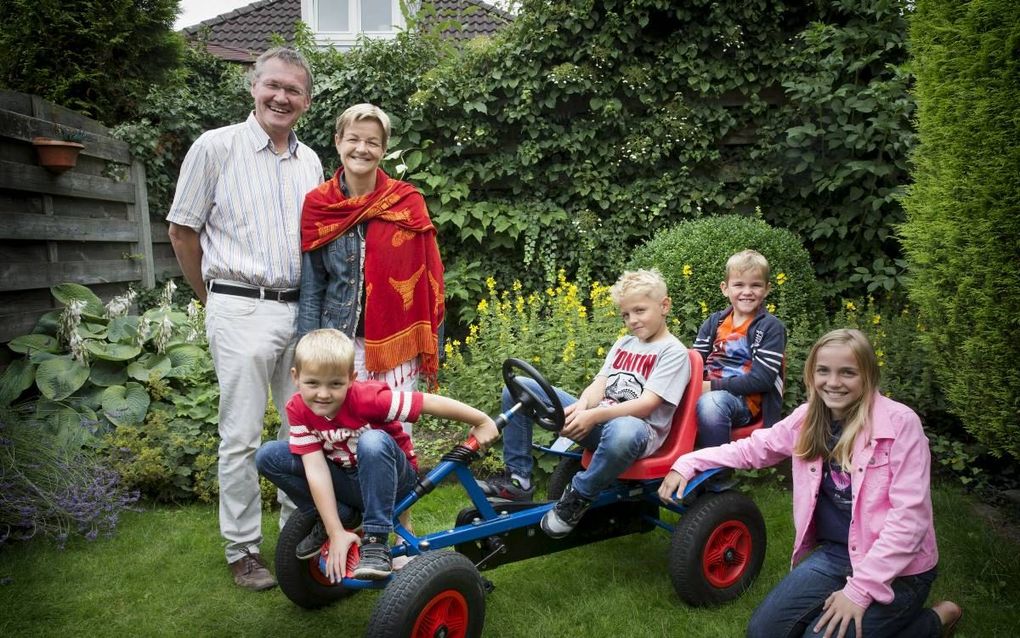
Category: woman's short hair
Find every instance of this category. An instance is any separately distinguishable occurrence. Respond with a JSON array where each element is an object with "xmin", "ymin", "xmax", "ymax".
[{"xmin": 335, "ymin": 103, "xmax": 391, "ymax": 150}]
